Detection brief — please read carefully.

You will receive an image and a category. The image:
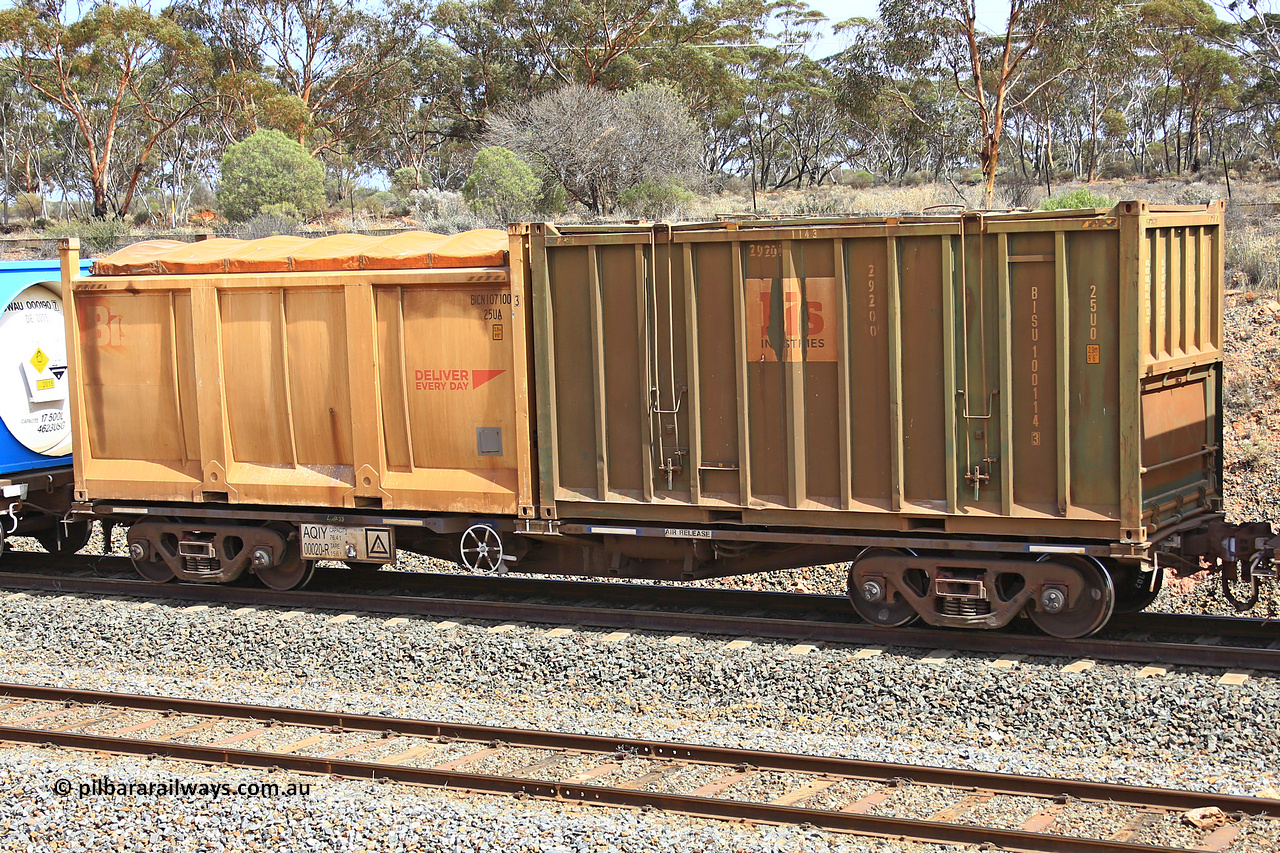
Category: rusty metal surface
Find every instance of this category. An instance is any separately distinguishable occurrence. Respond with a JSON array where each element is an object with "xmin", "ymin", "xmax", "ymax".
[{"xmin": 526, "ymin": 203, "xmax": 1225, "ymax": 548}]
